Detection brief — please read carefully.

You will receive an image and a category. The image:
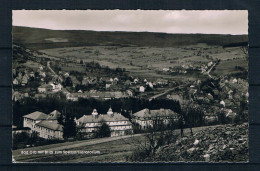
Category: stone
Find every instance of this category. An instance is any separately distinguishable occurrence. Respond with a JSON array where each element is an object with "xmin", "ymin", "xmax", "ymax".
[
  {"xmin": 187, "ymin": 147, "xmax": 196, "ymax": 153},
  {"xmin": 203, "ymin": 154, "xmax": 210, "ymax": 161},
  {"xmin": 193, "ymin": 139, "xmax": 200, "ymax": 146}
]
